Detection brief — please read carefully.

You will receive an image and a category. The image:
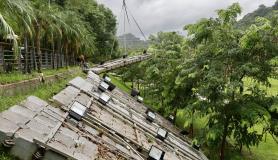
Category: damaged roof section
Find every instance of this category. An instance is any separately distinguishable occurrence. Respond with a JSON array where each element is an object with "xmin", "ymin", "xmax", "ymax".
[{"xmin": 0, "ymin": 54, "xmax": 208, "ymax": 160}]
